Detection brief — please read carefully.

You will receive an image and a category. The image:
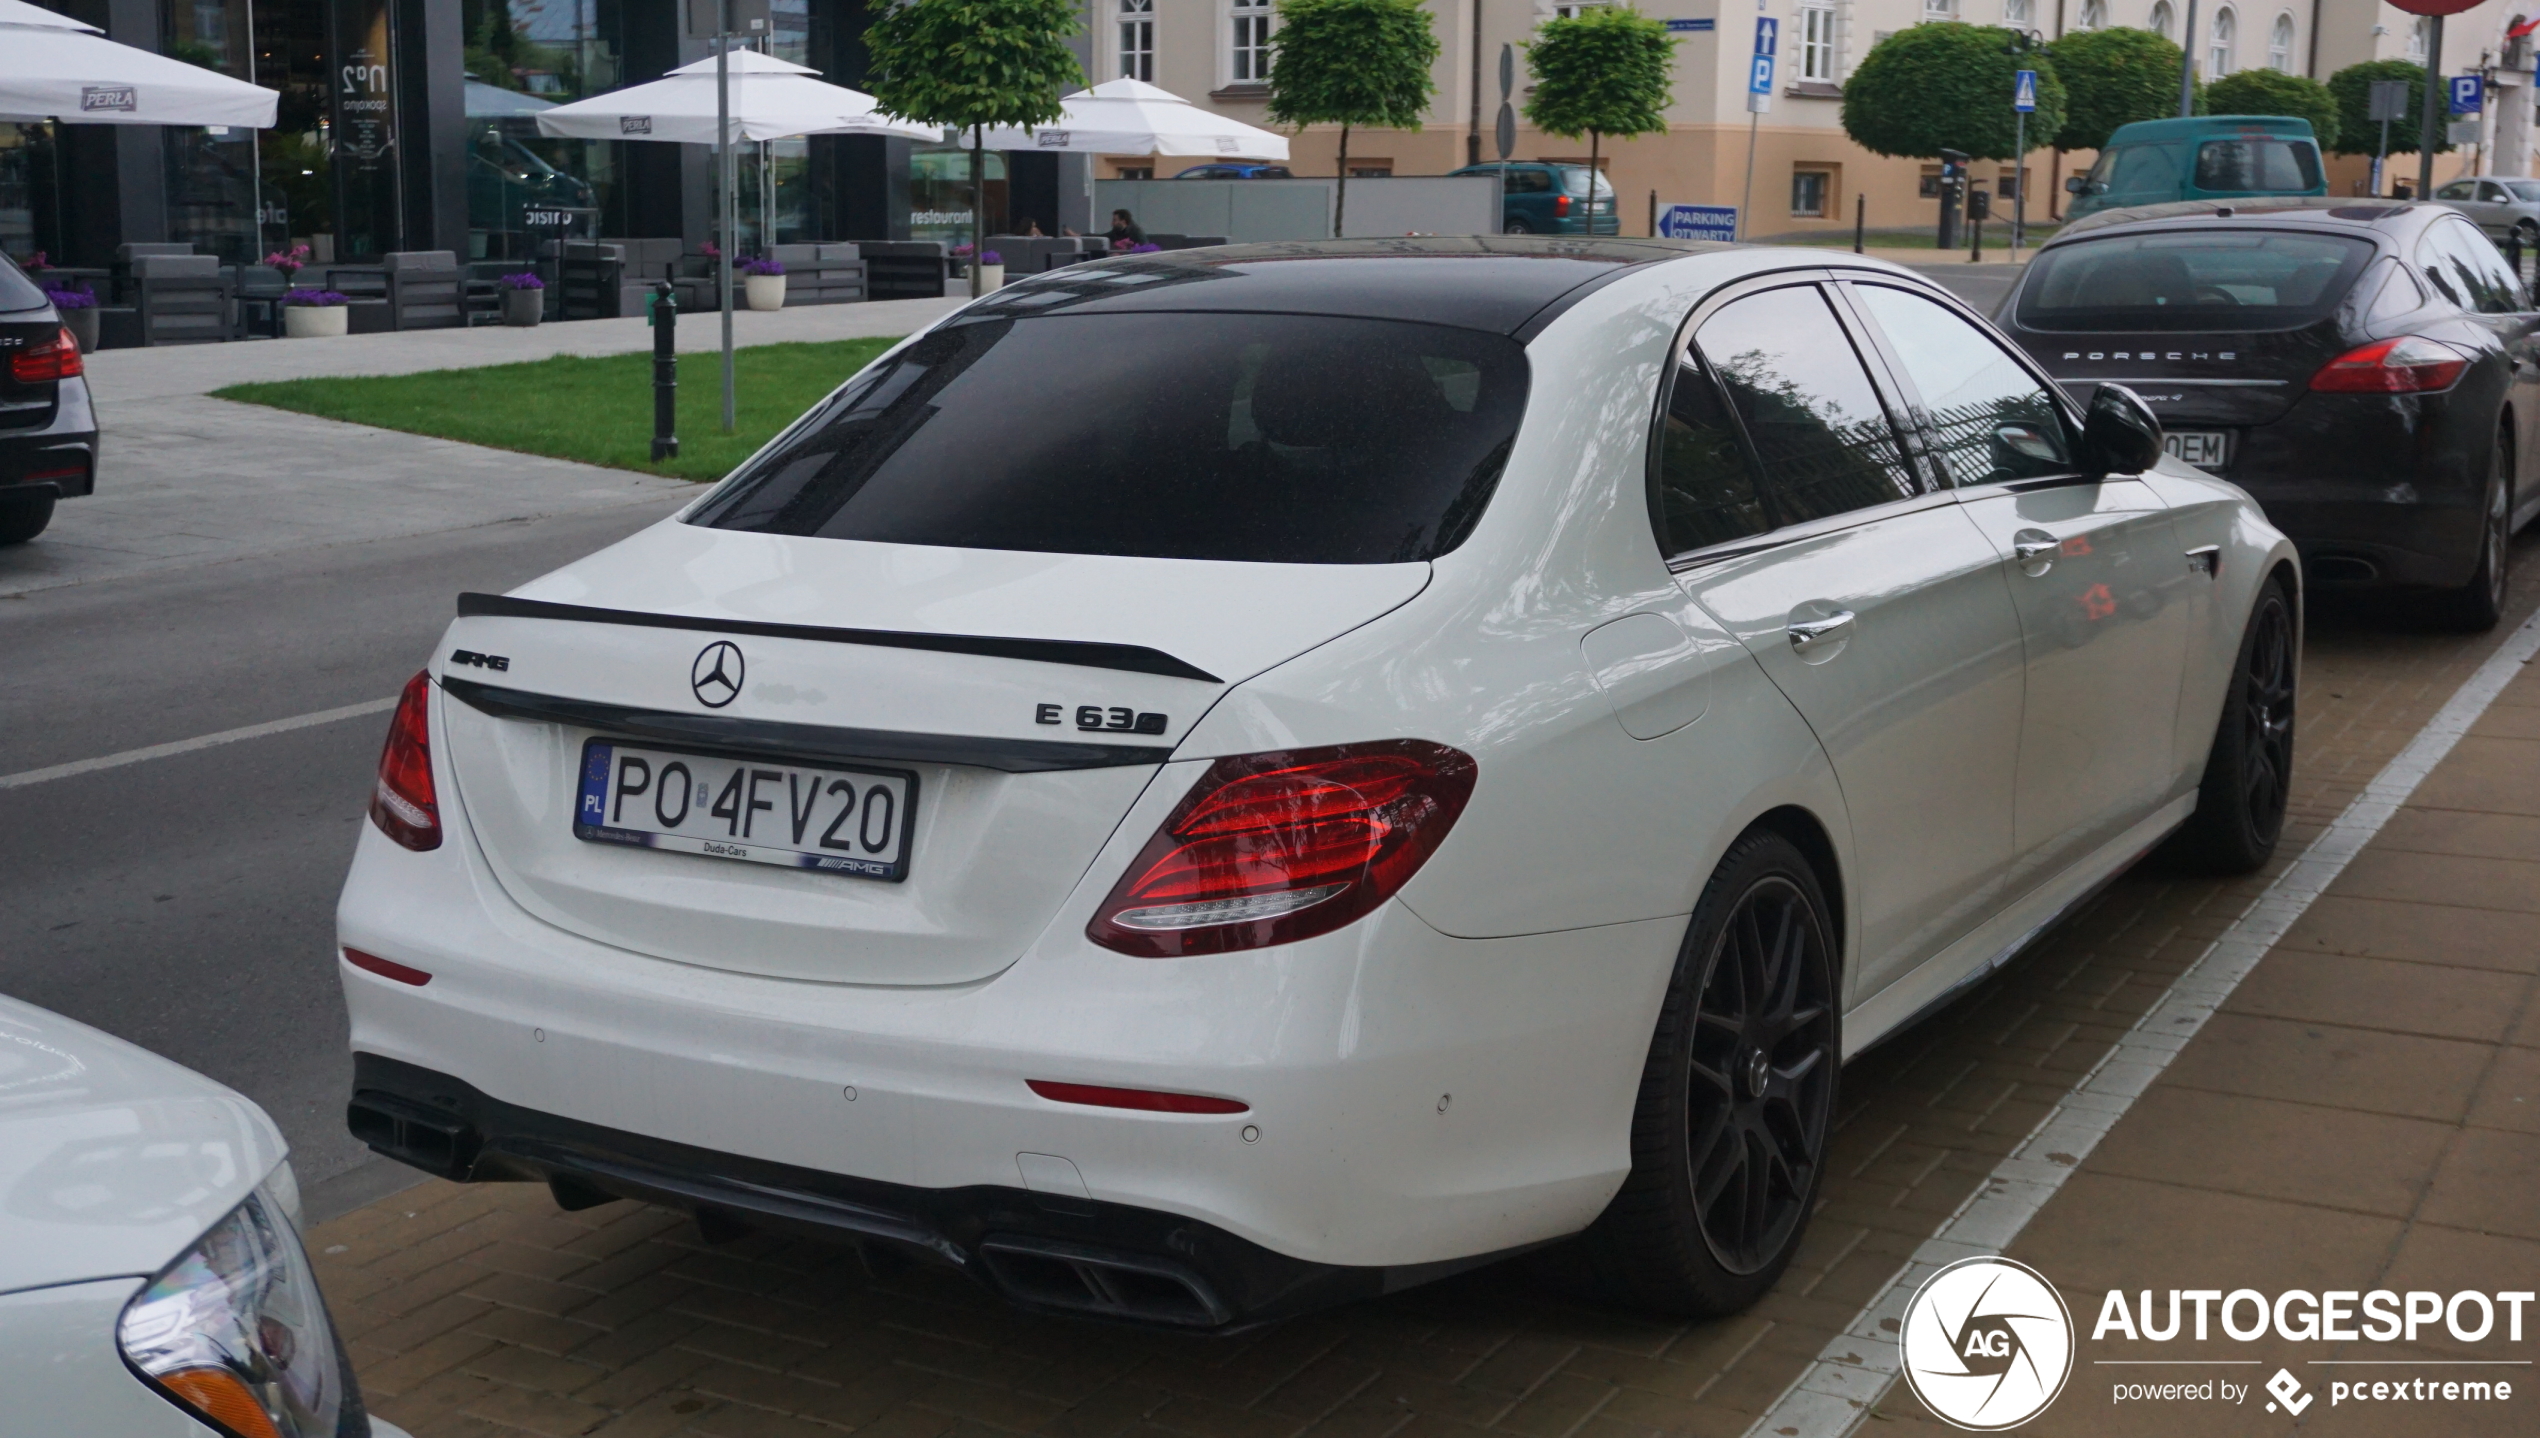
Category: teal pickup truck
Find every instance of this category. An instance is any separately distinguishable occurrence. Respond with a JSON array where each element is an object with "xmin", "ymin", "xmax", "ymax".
[{"xmin": 2066, "ymin": 115, "xmax": 2328, "ymax": 218}]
